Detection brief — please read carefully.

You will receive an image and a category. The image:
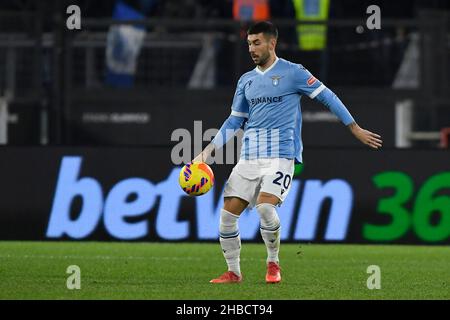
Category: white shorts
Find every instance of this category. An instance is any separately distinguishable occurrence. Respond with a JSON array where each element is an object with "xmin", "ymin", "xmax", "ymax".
[{"xmin": 223, "ymin": 158, "xmax": 295, "ymax": 208}]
